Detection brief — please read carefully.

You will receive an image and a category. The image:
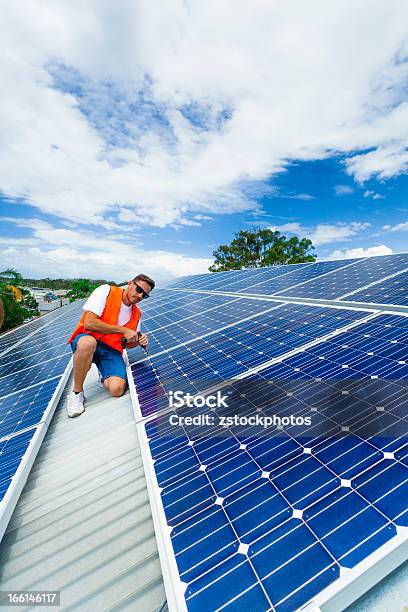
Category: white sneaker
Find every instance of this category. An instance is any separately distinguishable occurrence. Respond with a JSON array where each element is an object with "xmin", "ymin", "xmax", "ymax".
[{"xmin": 67, "ymin": 391, "xmax": 85, "ymax": 418}]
